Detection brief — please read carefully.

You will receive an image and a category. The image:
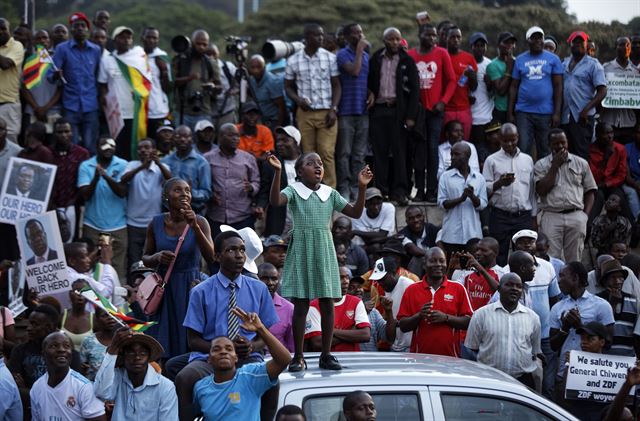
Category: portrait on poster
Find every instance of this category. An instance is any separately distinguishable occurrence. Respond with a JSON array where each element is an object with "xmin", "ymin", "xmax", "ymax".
[
  {"xmin": 16, "ymin": 211, "xmax": 70, "ymax": 306},
  {"xmin": 0, "ymin": 157, "xmax": 57, "ymax": 225}
]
